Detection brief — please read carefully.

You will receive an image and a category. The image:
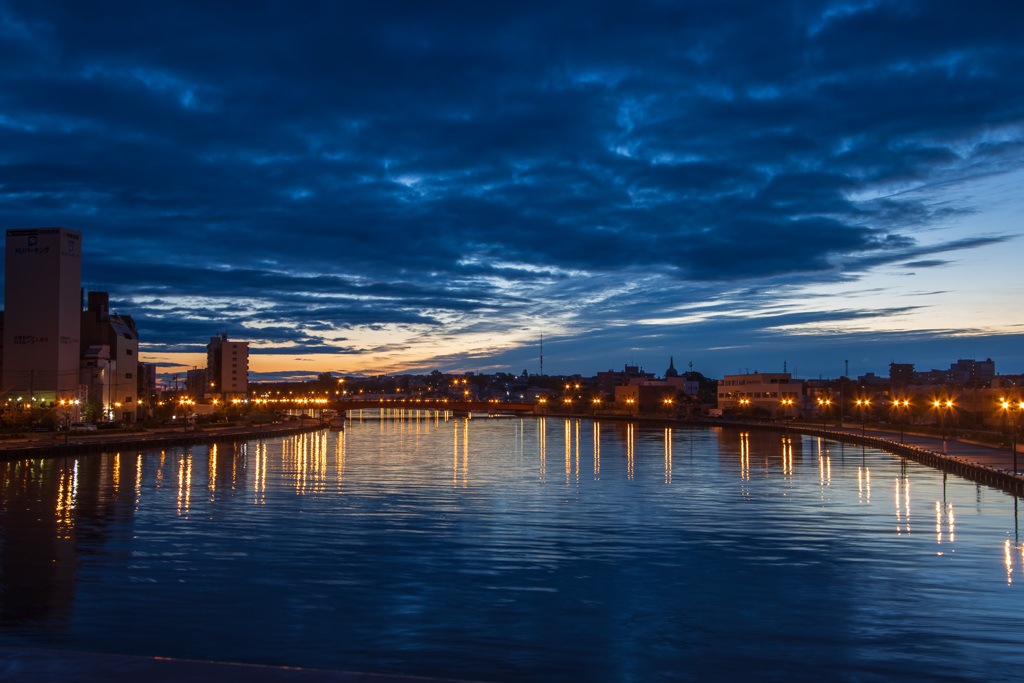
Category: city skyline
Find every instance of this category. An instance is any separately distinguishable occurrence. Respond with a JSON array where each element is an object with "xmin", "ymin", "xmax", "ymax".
[{"xmin": 1, "ymin": 1, "xmax": 1022, "ymax": 381}]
